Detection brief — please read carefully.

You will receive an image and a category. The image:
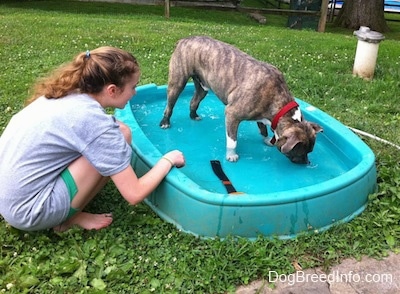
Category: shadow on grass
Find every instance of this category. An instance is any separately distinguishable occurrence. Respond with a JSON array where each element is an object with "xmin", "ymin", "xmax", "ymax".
[
  {"xmin": 0, "ymin": 0, "xmax": 263, "ymax": 27},
  {"xmin": 1, "ymin": 0, "xmax": 169, "ymax": 16},
  {"xmin": 2, "ymin": 0, "xmax": 399, "ymax": 38}
]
